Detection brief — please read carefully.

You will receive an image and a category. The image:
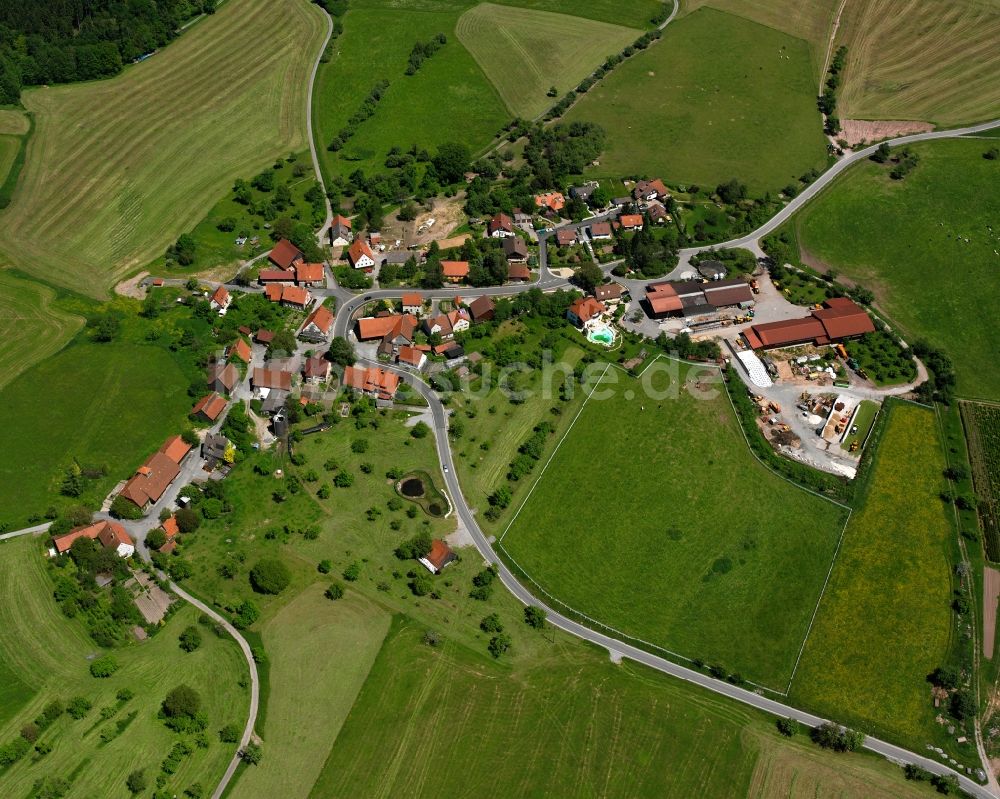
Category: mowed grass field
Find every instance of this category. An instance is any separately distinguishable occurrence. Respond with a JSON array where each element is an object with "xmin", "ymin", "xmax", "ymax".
[
  {"xmin": 0, "ymin": 535, "xmax": 249, "ymax": 797},
  {"xmin": 836, "ymin": 0, "xmax": 1000, "ymax": 125},
  {"xmin": 565, "ymin": 8, "xmax": 829, "ymax": 194},
  {"xmin": 313, "ymin": 1, "xmax": 506, "ymax": 181},
  {"xmin": 0, "ymin": 0, "xmax": 327, "ymax": 297},
  {"xmin": 0, "ymin": 135, "xmax": 19, "ymax": 184},
  {"xmin": 0, "ymin": 270, "xmax": 82, "ymax": 390},
  {"xmin": 794, "ymin": 138, "xmax": 1000, "ymax": 400},
  {"xmin": 499, "ymin": 363, "xmax": 847, "ymax": 689},
  {"xmin": 489, "ymin": 0, "xmax": 662, "ymax": 28},
  {"xmin": 231, "ymin": 587, "xmax": 390, "ymax": 799},
  {"xmin": 790, "ymin": 404, "xmax": 957, "ymax": 751},
  {"xmin": 0, "ymin": 109, "xmax": 31, "ymax": 135},
  {"xmin": 456, "ymin": 3, "xmax": 639, "ymax": 119},
  {"xmin": 308, "ymin": 616, "xmax": 941, "ymax": 798},
  {"xmin": 0, "ymin": 341, "xmax": 191, "ymax": 529}
]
